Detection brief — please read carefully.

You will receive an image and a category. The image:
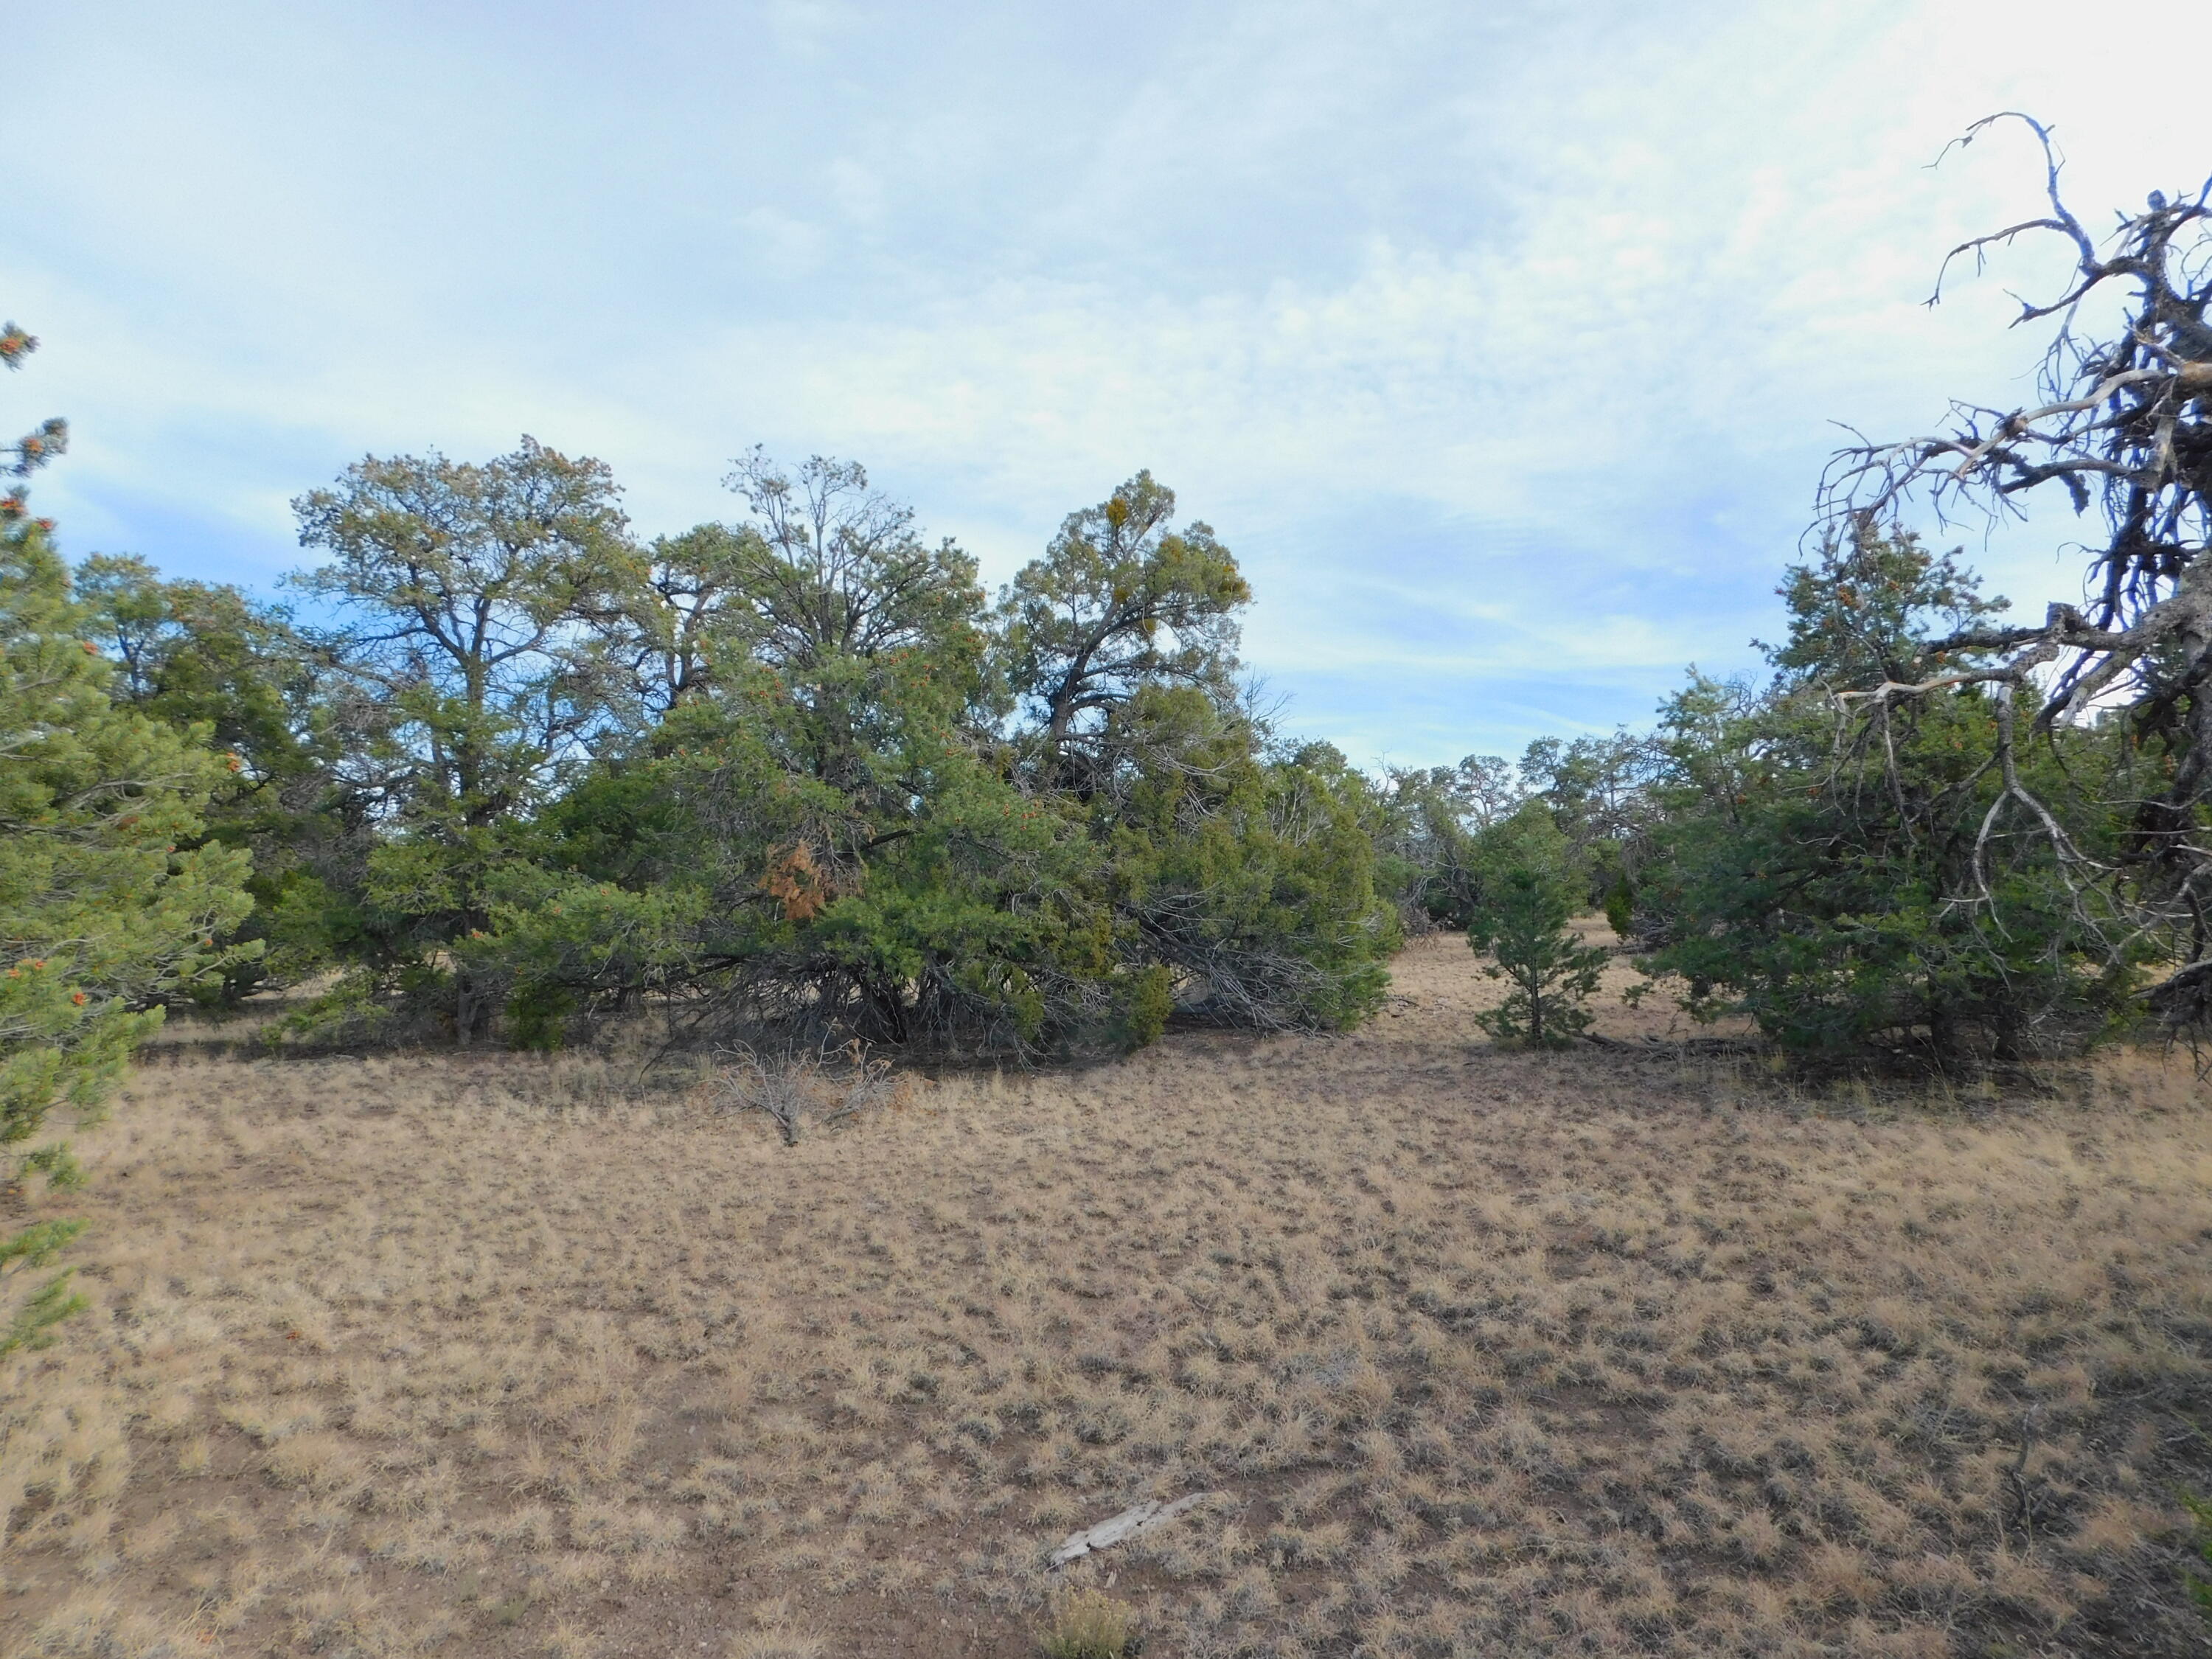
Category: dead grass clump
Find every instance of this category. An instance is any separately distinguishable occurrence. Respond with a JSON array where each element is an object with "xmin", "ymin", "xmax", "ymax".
[
  {"xmin": 715, "ymin": 1040, "xmax": 910, "ymax": 1144},
  {"xmin": 1039, "ymin": 1586, "xmax": 1138, "ymax": 1658}
]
